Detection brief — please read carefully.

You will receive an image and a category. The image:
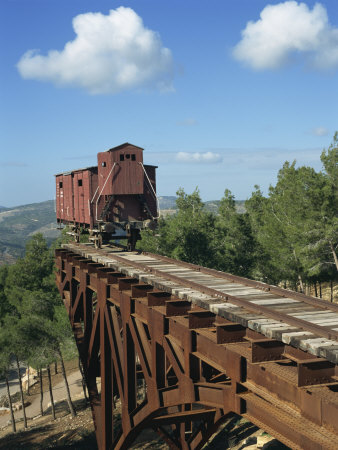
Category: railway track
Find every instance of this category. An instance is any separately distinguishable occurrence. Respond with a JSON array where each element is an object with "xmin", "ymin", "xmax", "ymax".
[{"xmin": 62, "ymin": 242, "xmax": 338, "ymax": 365}]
